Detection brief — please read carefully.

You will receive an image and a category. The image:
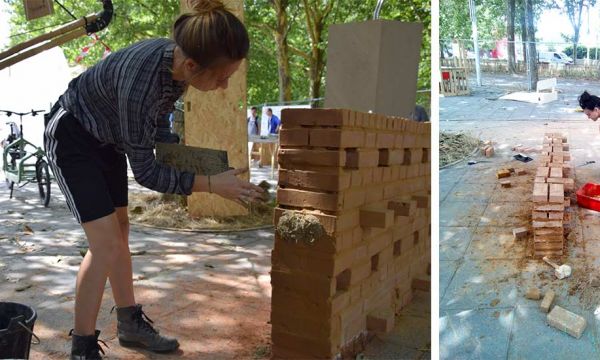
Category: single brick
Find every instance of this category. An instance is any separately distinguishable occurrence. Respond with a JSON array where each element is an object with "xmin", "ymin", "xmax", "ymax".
[
  {"xmin": 500, "ymin": 180, "xmax": 511, "ymax": 188},
  {"xmin": 365, "ymin": 132, "xmax": 377, "ymax": 147},
  {"xmin": 549, "ymin": 183, "xmax": 564, "ymax": 203},
  {"xmin": 412, "ymin": 278, "xmax": 430, "ymax": 291},
  {"xmin": 410, "ymin": 149, "xmax": 424, "ymax": 165},
  {"xmin": 277, "ymin": 188, "xmax": 340, "ymax": 212},
  {"xmin": 525, "ymin": 287, "xmax": 541, "ymax": 300},
  {"xmin": 534, "ymin": 204, "xmax": 564, "ymax": 212},
  {"xmin": 366, "ymin": 308, "xmax": 395, "ymax": 332},
  {"xmin": 345, "ymin": 149, "xmax": 380, "ymax": 168},
  {"xmin": 514, "ymin": 168, "xmax": 526, "ymax": 176},
  {"xmin": 533, "ymin": 183, "xmax": 549, "ymax": 203},
  {"xmin": 279, "ymin": 128, "xmax": 310, "ymax": 146},
  {"xmin": 533, "ymin": 220, "xmax": 562, "ymax": 228},
  {"xmin": 513, "ymin": 227, "xmax": 528, "ymax": 240},
  {"xmin": 281, "ymin": 108, "xmax": 344, "ymax": 127},
  {"xmin": 278, "ymin": 148, "xmax": 345, "ymax": 167},
  {"xmin": 547, "ymin": 177, "xmax": 564, "ymax": 184},
  {"xmin": 309, "ymin": 128, "xmax": 365, "ymax": 148},
  {"xmin": 395, "ymin": 133, "xmax": 404, "ymax": 149},
  {"xmin": 536, "ymin": 167, "xmax": 550, "ymax": 178},
  {"xmin": 387, "ymin": 199, "xmax": 416, "ymax": 217},
  {"xmin": 540, "ymin": 289, "xmax": 555, "ymax": 313},
  {"xmin": 359, "ymin": 208, "xmax": 394, "ymax": 228},
  {"xmin": 485, "ymin": 146, "xmax": 494, "ymax": 157},
  {"xmin": 376, "ymin": 133, "xmax": 396, "ymax": 148},
  {"xmin": 547, "ymin": 305, "xmax": 587, "ymax": 339},
  {"xmin": 550, "ymin": 167, "xmax": 563, "ymax": 178},
  {"xmin": 497, "ymin": 169, "xmax": 511, "ymax": 179},
  {"xmin": 279, "ymin": 170, "xmax": 350, "ymax": 192},
  {"xmin": 412, "ymin": 195, "xmax": 429, "ymax": 208},
  {"xmin": 378, "ymin": 149, "xmax": 404, "ymax": 166}
]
